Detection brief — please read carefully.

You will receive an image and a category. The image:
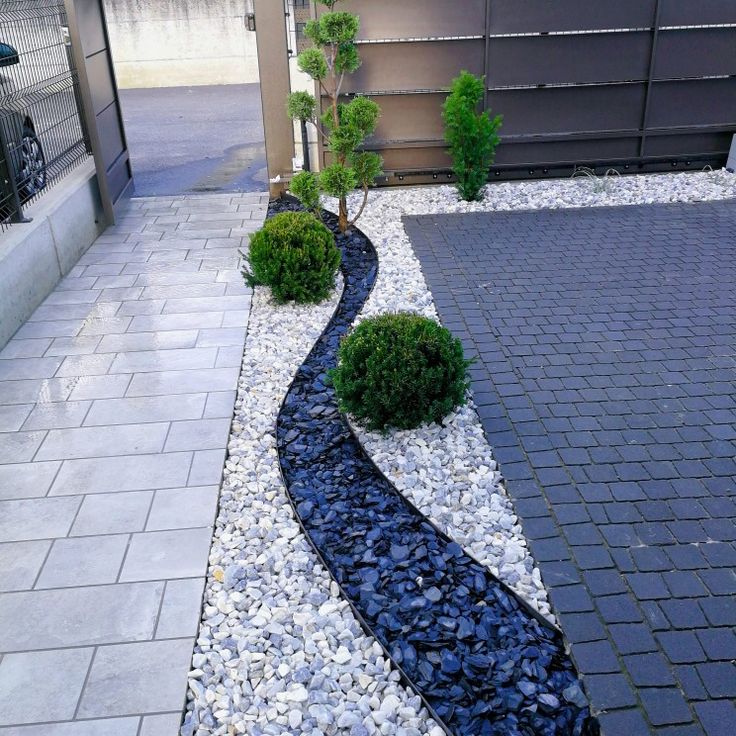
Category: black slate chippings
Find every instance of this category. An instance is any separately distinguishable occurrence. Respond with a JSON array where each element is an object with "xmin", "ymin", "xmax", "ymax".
[{"xmin": 272, "ymin": 198, "xmax": 598, "ymax": 736}]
